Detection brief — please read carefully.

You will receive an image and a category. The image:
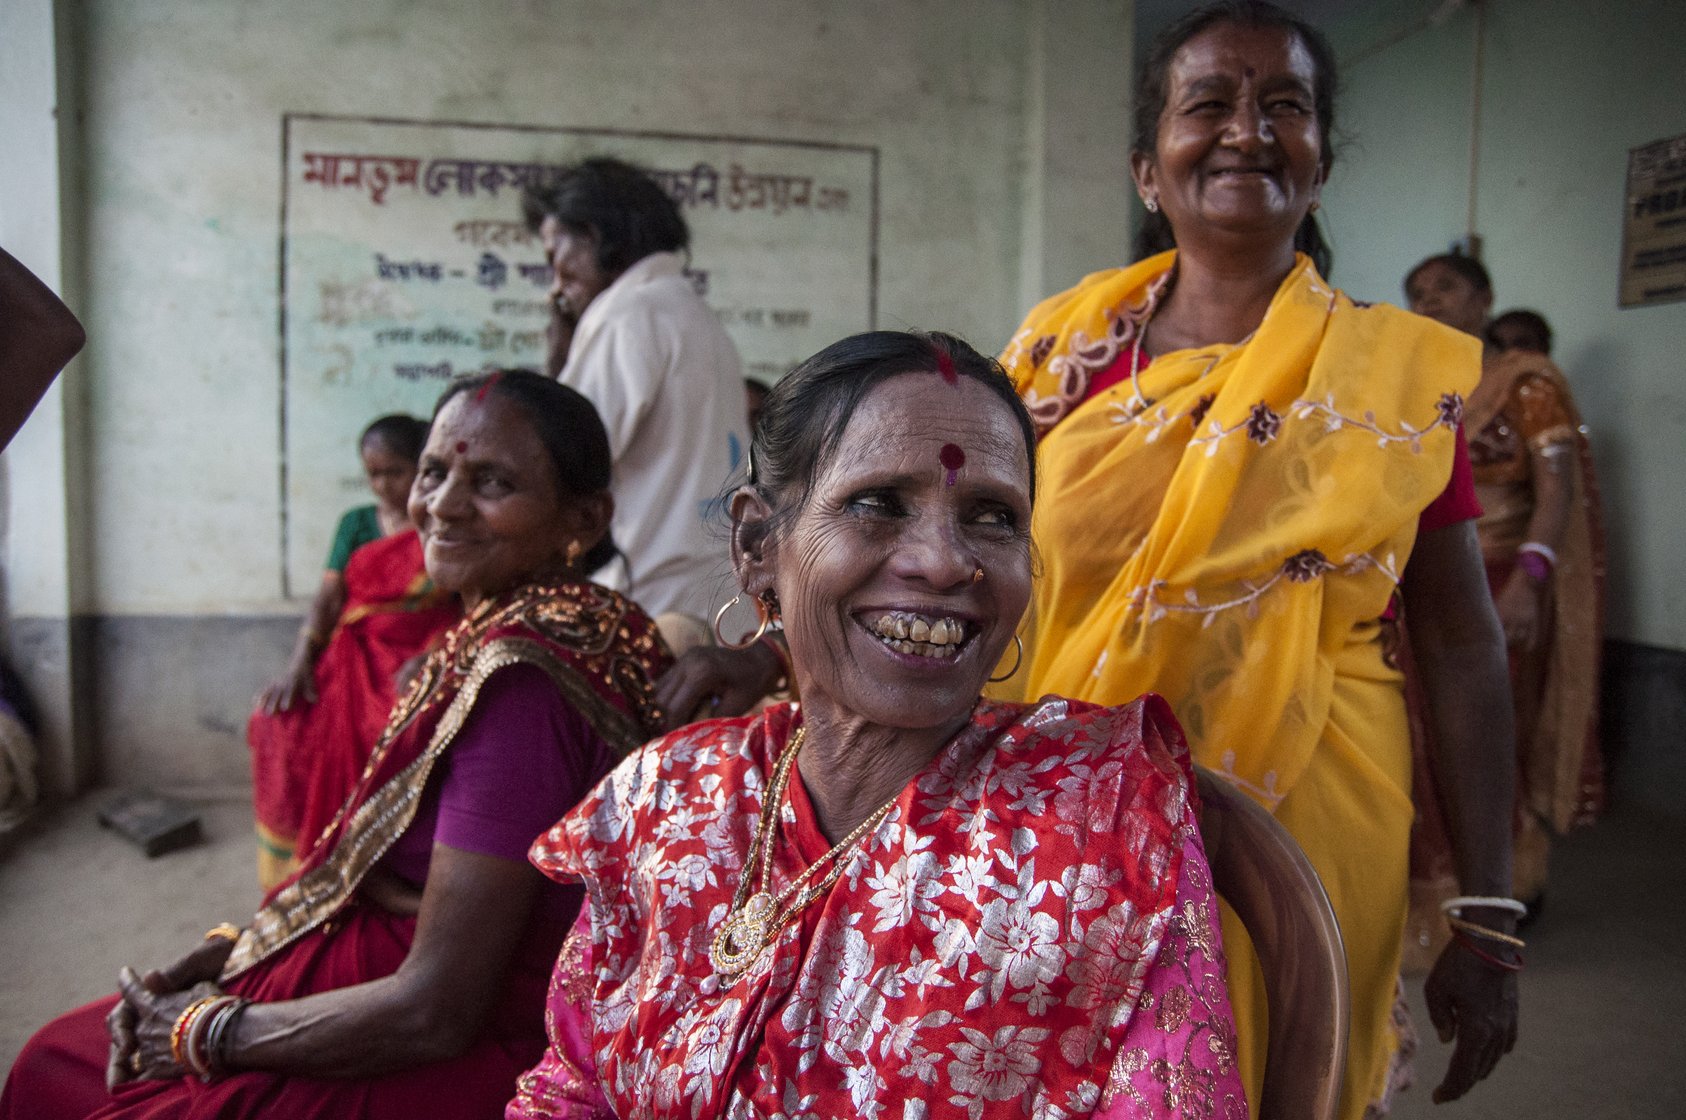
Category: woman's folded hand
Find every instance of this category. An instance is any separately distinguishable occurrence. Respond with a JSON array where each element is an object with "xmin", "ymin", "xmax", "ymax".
[{"xmin": 115, "ymin": 970, "xmax": 223, "ymax": 1084}]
